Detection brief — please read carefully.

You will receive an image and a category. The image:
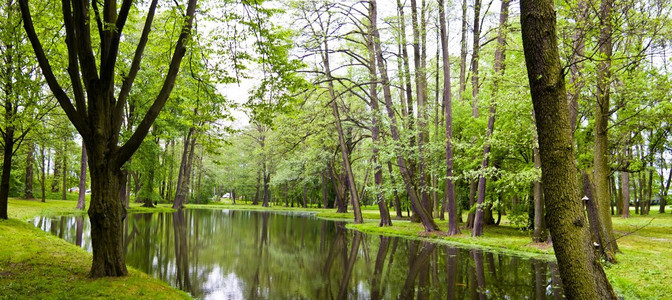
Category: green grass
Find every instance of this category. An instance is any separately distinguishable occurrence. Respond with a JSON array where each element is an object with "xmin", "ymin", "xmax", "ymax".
[{"xmin": 1, "ymin": 198, "xmax": 189, "ymax": 299}]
